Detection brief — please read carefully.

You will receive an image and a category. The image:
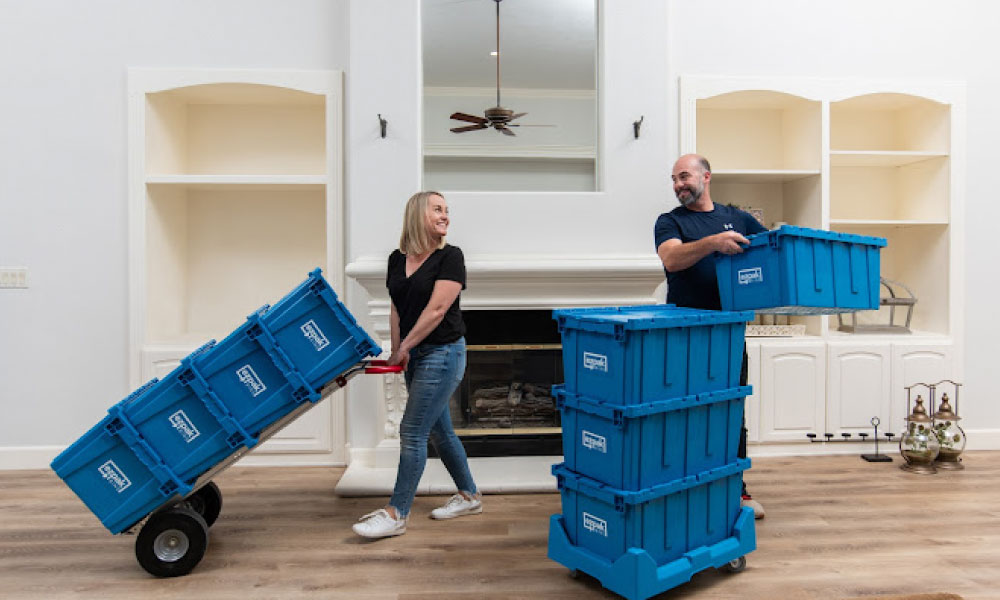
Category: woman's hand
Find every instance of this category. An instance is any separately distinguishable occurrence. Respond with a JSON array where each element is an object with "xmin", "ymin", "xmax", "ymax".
[{"xmin": 387, "ymin": 348, "xmax": 410, "ymax": 370}]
